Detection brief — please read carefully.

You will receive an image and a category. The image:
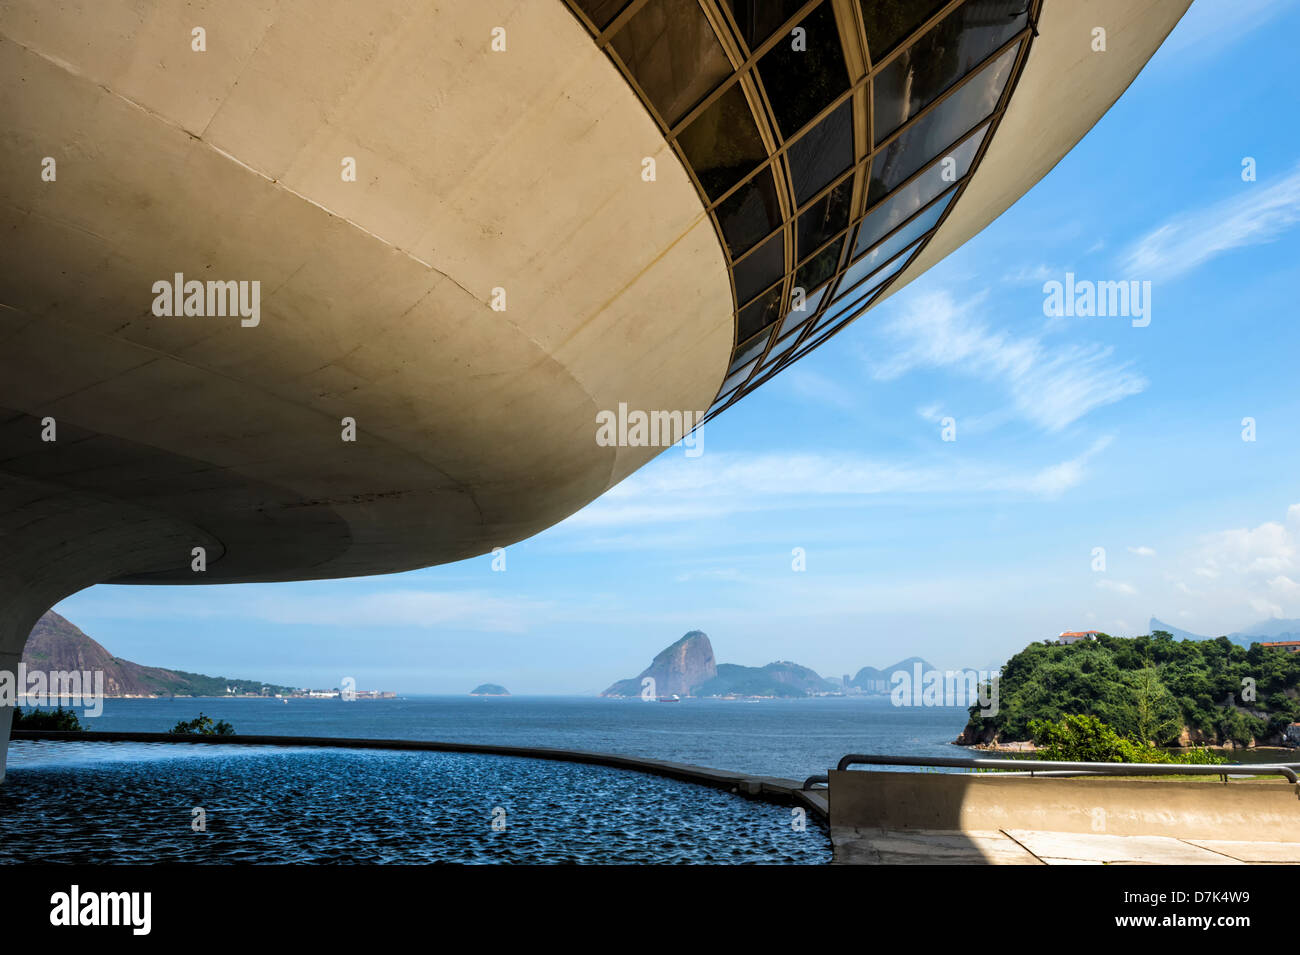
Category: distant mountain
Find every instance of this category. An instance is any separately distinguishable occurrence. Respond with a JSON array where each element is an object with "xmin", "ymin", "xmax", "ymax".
[
  {"xmin": 1149, "ymin": 616, "xmax": 1300, "ymax": 648},
  {"xmin": 21, "ymin": 611, "xmax": 298, "ymax": 697},
  {"xmin": 469, "ymin": 683, "xmax": 509, "ymax": 696},
  {"xmin": 1148, "ymin": 618, "xmax": 1211, "ymax": 642},
  {"xmin": 601, "ymin": 632, "xmax": 838, "ymax": 698},
  {"xmin": 849, "ymin": 656, "xmax": 938, "ymax": 692},
  {"xmin": 695, "ymin": 661, "xmax": 839, "ymax": 699},
  {"xmin": 602, "ymin": 631, "xmax": 717, "ymax": 697},
  {"xmin": 1233, "ymin": 618, "xmax": 1300, "ymax": 642}
]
